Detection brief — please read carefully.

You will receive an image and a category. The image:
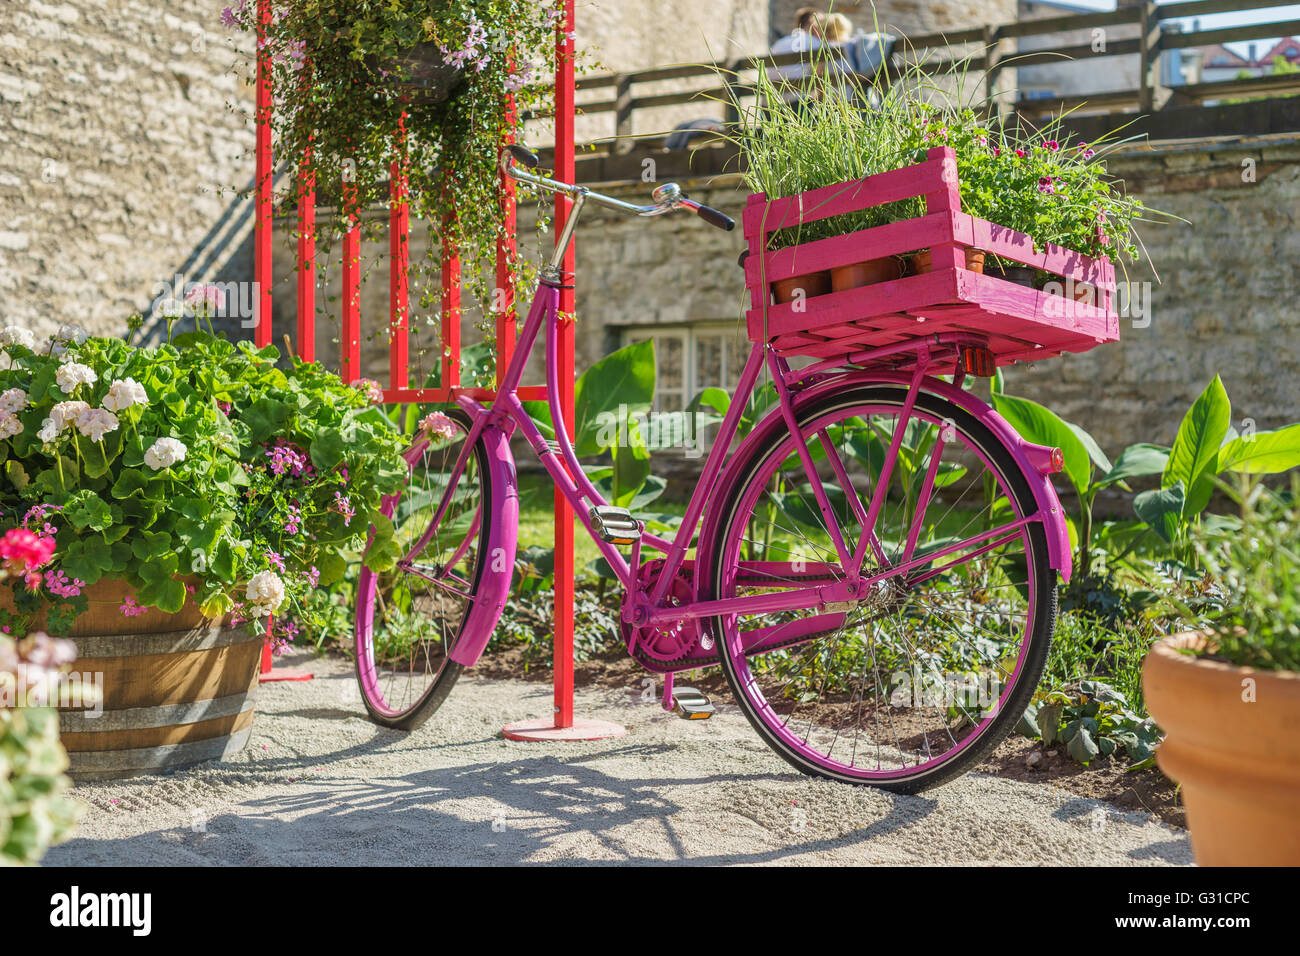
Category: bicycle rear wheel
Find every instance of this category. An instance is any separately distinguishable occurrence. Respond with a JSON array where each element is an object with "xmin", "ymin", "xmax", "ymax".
[
  {"xmin": 355, "ymin": 408, "xmax": 490, "ymax": 730},
  {"xmin": 705, "ymin": 384, "xmax": 1056, "ymax": 793}
]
